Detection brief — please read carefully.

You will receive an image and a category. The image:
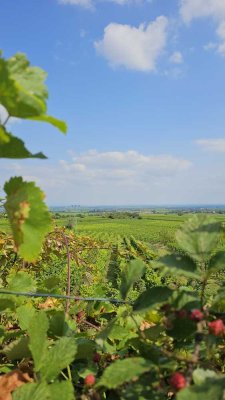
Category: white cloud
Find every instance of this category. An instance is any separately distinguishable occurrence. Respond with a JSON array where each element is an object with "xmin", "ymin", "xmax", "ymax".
[
  {"xmin": 169, "ymin": 51, "xmax": 183, "ymax": 64},
  {"xmin": 58, "ymin": 0, "xmax": 149, "ymax": 9},
  {"xmin": 0, "ymin": 150, "xmax": 192, "ymax": 205},
  {"xmin": 94, "ymin": 17, "xmax": 168, "ymax": 71},
  {"xmin": 58, "ymin": 0, "xmax": 94, "ymax": 9},
  {"xmin": 180, "ymin": 0, "xmax": 225, "ymax": 55},
  {"xmin": 61, "ymin": 149, "xmax": 191, "ymax": 179},
  {"xmin": 196, "ymin": 139, "xmax": 225, "ymax": 152}
]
